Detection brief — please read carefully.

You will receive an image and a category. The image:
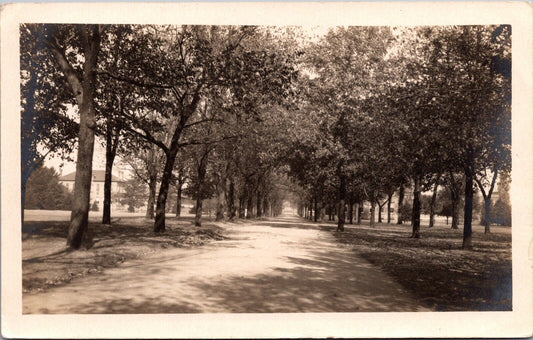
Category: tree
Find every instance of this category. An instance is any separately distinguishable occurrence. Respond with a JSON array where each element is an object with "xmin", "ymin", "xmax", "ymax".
[
  {"xmin": 426, "ymin": 26, "xmax": 511, "ymax": 248},
  {"xmin": 96, "ymin": 25, "xmax": 139, "ymax": 225},
  {"xmin": 489, "ymin": 172, "xmax": 511, "ymax": 226},
  {"xmin": 103, "ymin": 25, "xmax": 296, "ymax": 232},
  {"xmin": 36, "ymin": 24, "xmax": 104, "ymax": 249},
  {"xmin": 24, "ymin": 166, "xmax": 73, "ymax": 210},
  {"xmin": 119, "ymin": 177, "xmax": 147, "ymax": 212},
  {"xmin": 20, "ymin": 24, "xmax": 78, "ymax": 220},
  {"xmin": 304, "ymin": 26, "xmax": 393, "ymax": 232}
]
